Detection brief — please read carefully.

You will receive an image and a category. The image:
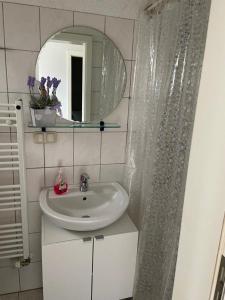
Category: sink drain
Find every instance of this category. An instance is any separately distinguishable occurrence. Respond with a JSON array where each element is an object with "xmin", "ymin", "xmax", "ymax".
[{"xmin": 82, "ymin": 215, "xmax": 90, "ymax": 218}]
